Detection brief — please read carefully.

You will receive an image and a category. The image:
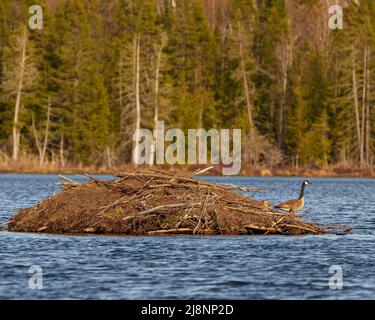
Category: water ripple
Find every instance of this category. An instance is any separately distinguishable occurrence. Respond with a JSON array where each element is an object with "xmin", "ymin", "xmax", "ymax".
[{"xmin": 0, "ymin": 175, "xmax": 374, "ymax": 299}]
